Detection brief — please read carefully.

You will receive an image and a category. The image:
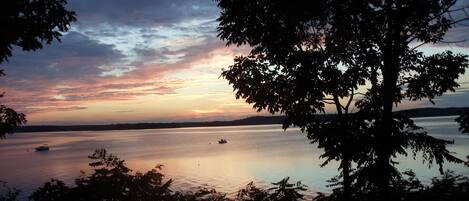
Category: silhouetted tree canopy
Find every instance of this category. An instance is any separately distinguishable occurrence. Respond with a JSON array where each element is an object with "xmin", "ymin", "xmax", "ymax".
[
  {"xmin": 217, "ymin": 0, "xmax": 469, "ymax": 200},
  {"xmin": 0, "ymin": 0, "xmax": 76, "ymax": 138},
  {"xmin": 314, "ymin": 170, "xmax": 469, "ymax": 201},
  {"xmin": 0, "ymin": 181, "xmax": 19, "ymax": 201},
  {"xmin": 0, "ymin": 72, "xmax": 26, "ymax": 139},
  {"xmin": 0, "ymin": 0, "xmax": 76, "ymax": 63},
  {"xmin": 456, "ymin": 112, "xmax": 469, "ymax": 134}
]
